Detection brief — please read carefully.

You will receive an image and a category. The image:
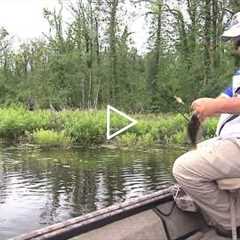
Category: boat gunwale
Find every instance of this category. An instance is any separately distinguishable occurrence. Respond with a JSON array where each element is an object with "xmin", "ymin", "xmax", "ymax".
[{"xmin": 12, "ymin": 185, "xmax": 173, "ymax": 240}]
